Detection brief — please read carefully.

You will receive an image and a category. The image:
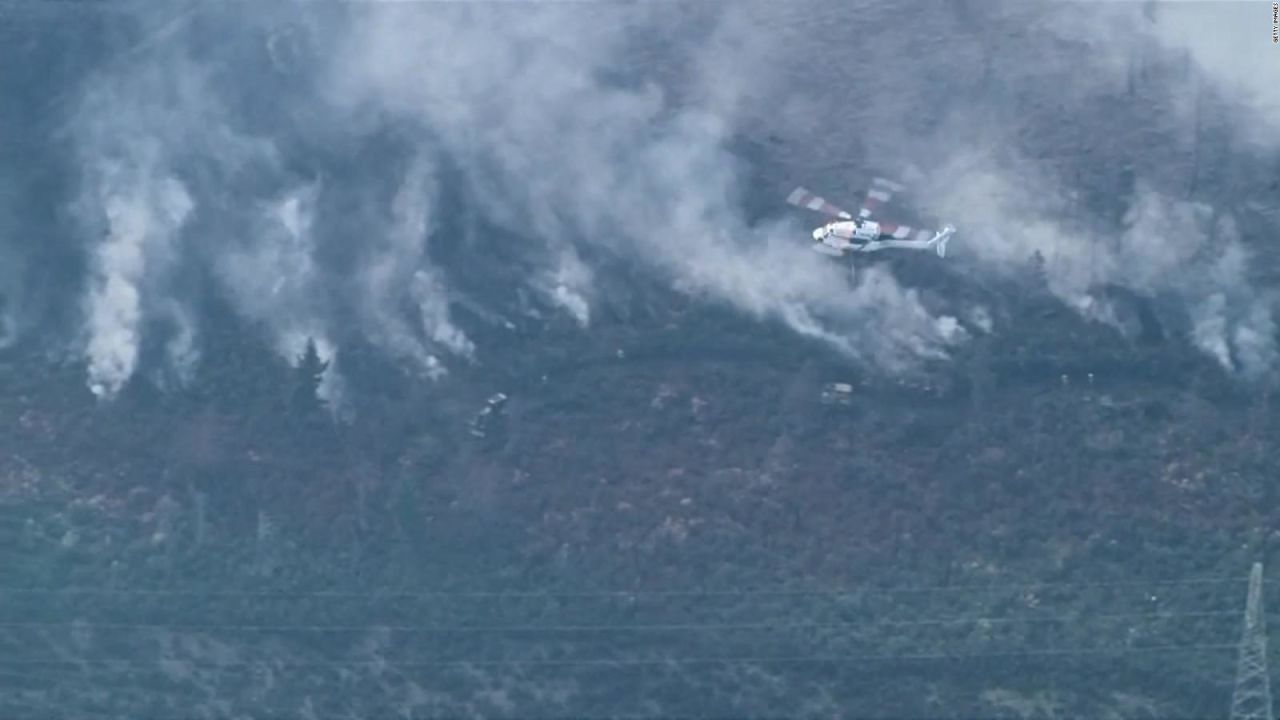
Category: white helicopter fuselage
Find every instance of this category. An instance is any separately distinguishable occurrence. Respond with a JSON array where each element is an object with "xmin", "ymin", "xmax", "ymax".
[
  {"xmin": 812, "ymin": 219, "xmax": 880, "ymax": 251},
  {"xmin": 811, "ymin": 219, "xmax": 954, "ymax": 258},
  {"xmin": 787, "ymin": 181, "xmax": 954, "ymax": 258}
]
